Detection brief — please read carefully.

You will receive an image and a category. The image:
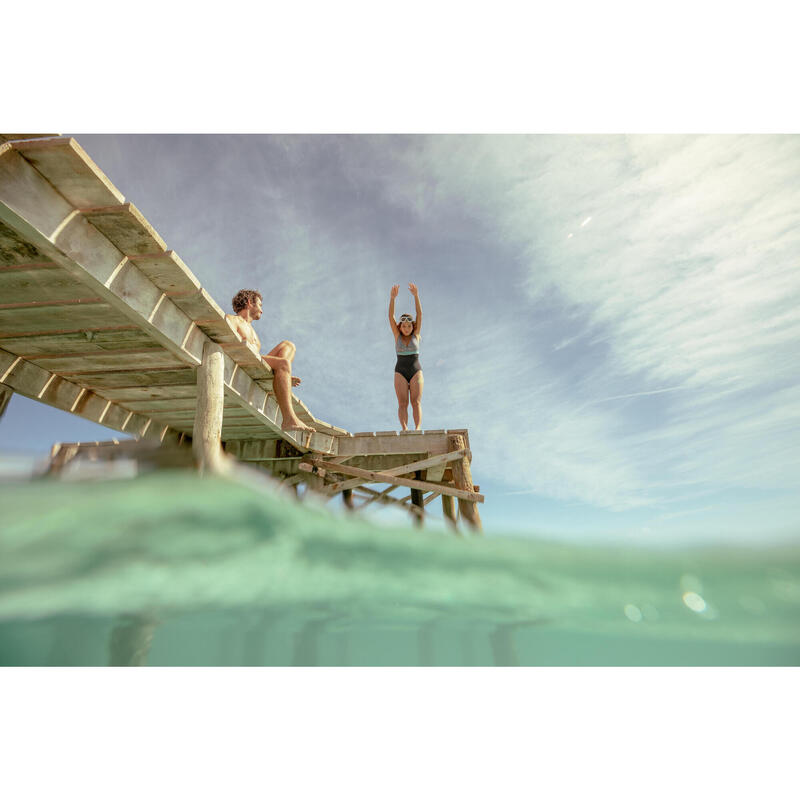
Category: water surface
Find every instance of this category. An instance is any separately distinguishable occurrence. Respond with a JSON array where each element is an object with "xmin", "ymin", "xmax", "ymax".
[{"xmin": 1, "ymin": 472, "xmax": 798, "ymax": 666}]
